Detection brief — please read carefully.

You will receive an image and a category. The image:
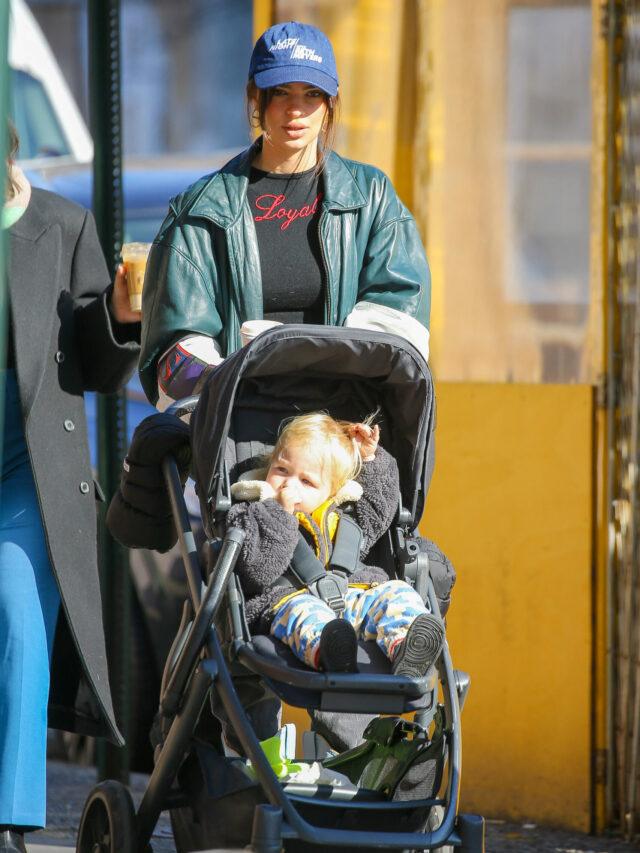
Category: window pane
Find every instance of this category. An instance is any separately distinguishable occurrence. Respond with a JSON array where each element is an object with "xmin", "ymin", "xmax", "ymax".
[
  {"xmin": 507, "ymin": 160, "xmax": 591, "ymax": 306},
  {"xmin": 505, "ymin": 4, "xmax": 592, "ymax": 383},
  {"xmin": 507, "ymin": 6, "xmax": 592, "ymax": 145},
  {"xmin": 11, "ymin": 68, "xmax": 71, "ymax": 159}
]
